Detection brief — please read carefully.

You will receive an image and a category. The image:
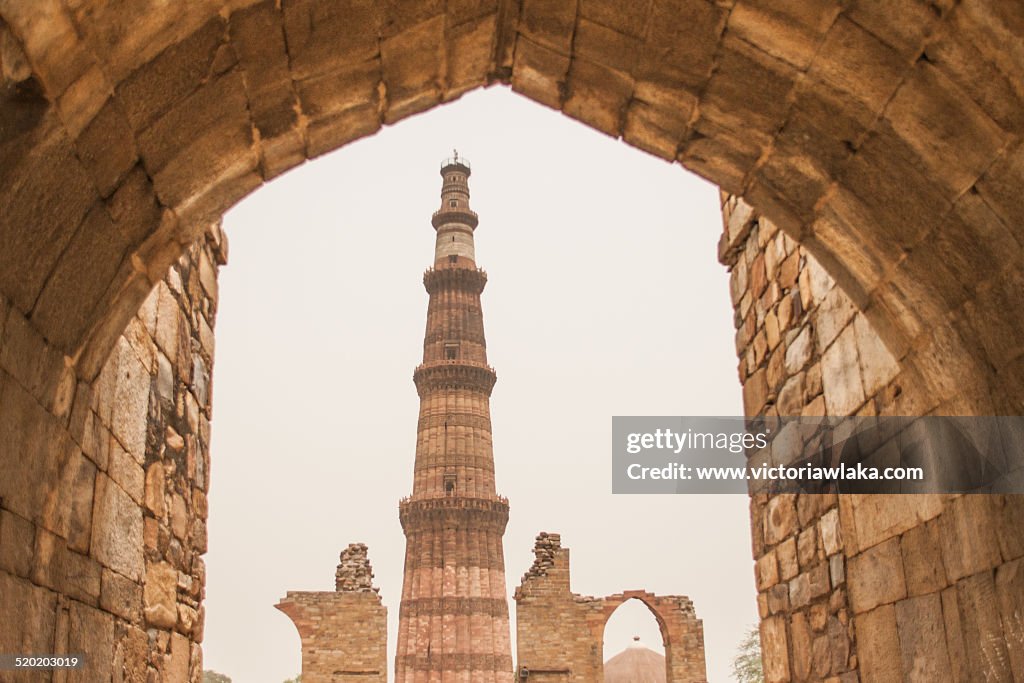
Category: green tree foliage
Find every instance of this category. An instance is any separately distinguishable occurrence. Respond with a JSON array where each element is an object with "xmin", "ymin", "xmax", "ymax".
[
  {"xmin": 732, "ymin": 625, "xmax": 764, "ymax": 683},
  {"xmin": 202, "ymin": 672, "xmax": 232, "ymax": 683},
  {"xmin": 282, "ymin": 676, "xmax": 302, "ymax": 683}
]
